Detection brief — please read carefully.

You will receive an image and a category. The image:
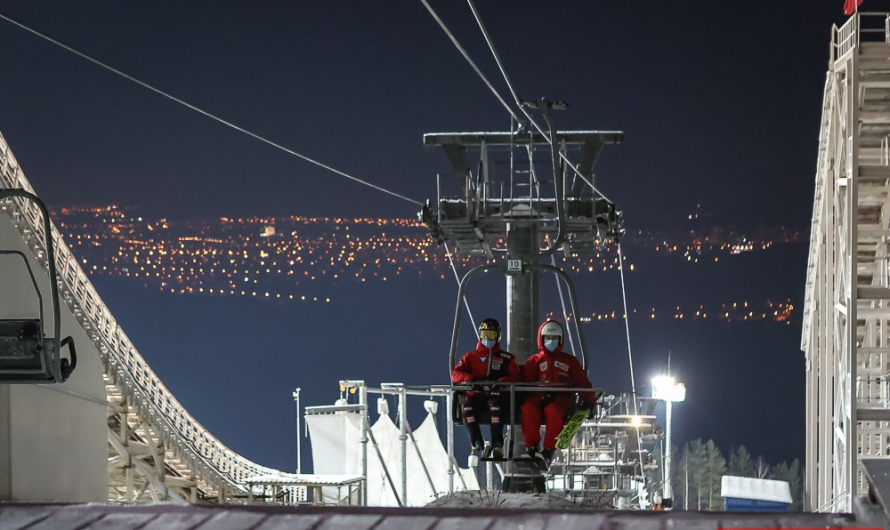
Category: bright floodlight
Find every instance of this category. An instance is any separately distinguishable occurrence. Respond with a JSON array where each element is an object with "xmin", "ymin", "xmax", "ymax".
[{"xmin": 652, "ymin": 375, "xmax": 686, "ymax": 402}]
